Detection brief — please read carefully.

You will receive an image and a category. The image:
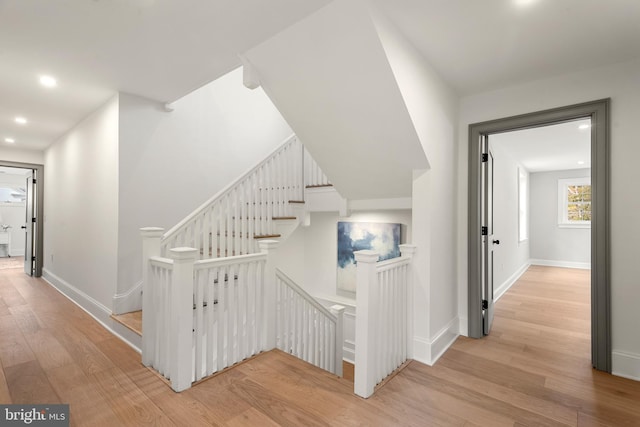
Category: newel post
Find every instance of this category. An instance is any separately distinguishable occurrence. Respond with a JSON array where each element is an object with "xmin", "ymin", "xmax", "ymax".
[
  {"xmin": 330, "ymin": 304, "xmax": 345, "ymax": 377},
  {"xmin": 169, "ymin": 247, "xmax": 198, "ymax": 392},
  {"xmin": 259, "ymin": 240, "xmax": 279, "ymax": 351},
  {"xmin": 399, "ymin": 244, "xmax": 417, "ymax": 359},
  {"xmin": 354, "ymin": 250, "xmax": 379, "ymax": 398},
  {"xmin": 140, "ymin": 227, "xmax": 164, "ymax": 367}
]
